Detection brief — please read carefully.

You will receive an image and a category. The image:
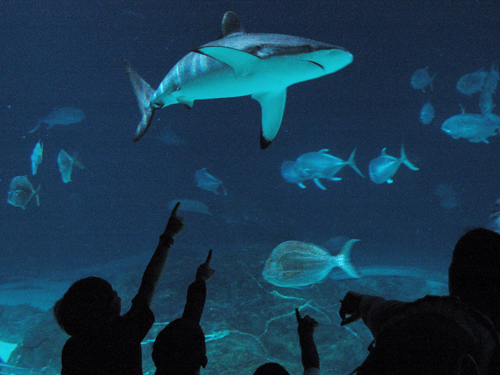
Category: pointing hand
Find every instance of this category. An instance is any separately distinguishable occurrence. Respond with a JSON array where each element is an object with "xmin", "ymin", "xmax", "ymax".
[
  {"xmin": 196, "ymin": 249, "xmax": 215, "ymax": 282},
  {"xmin": 295, "ymin": 308, "xmax": 318, "ymax": 336},
  {"xmin": 161, "ymin": 202, "xmax": 184, "ymax": 242}
]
